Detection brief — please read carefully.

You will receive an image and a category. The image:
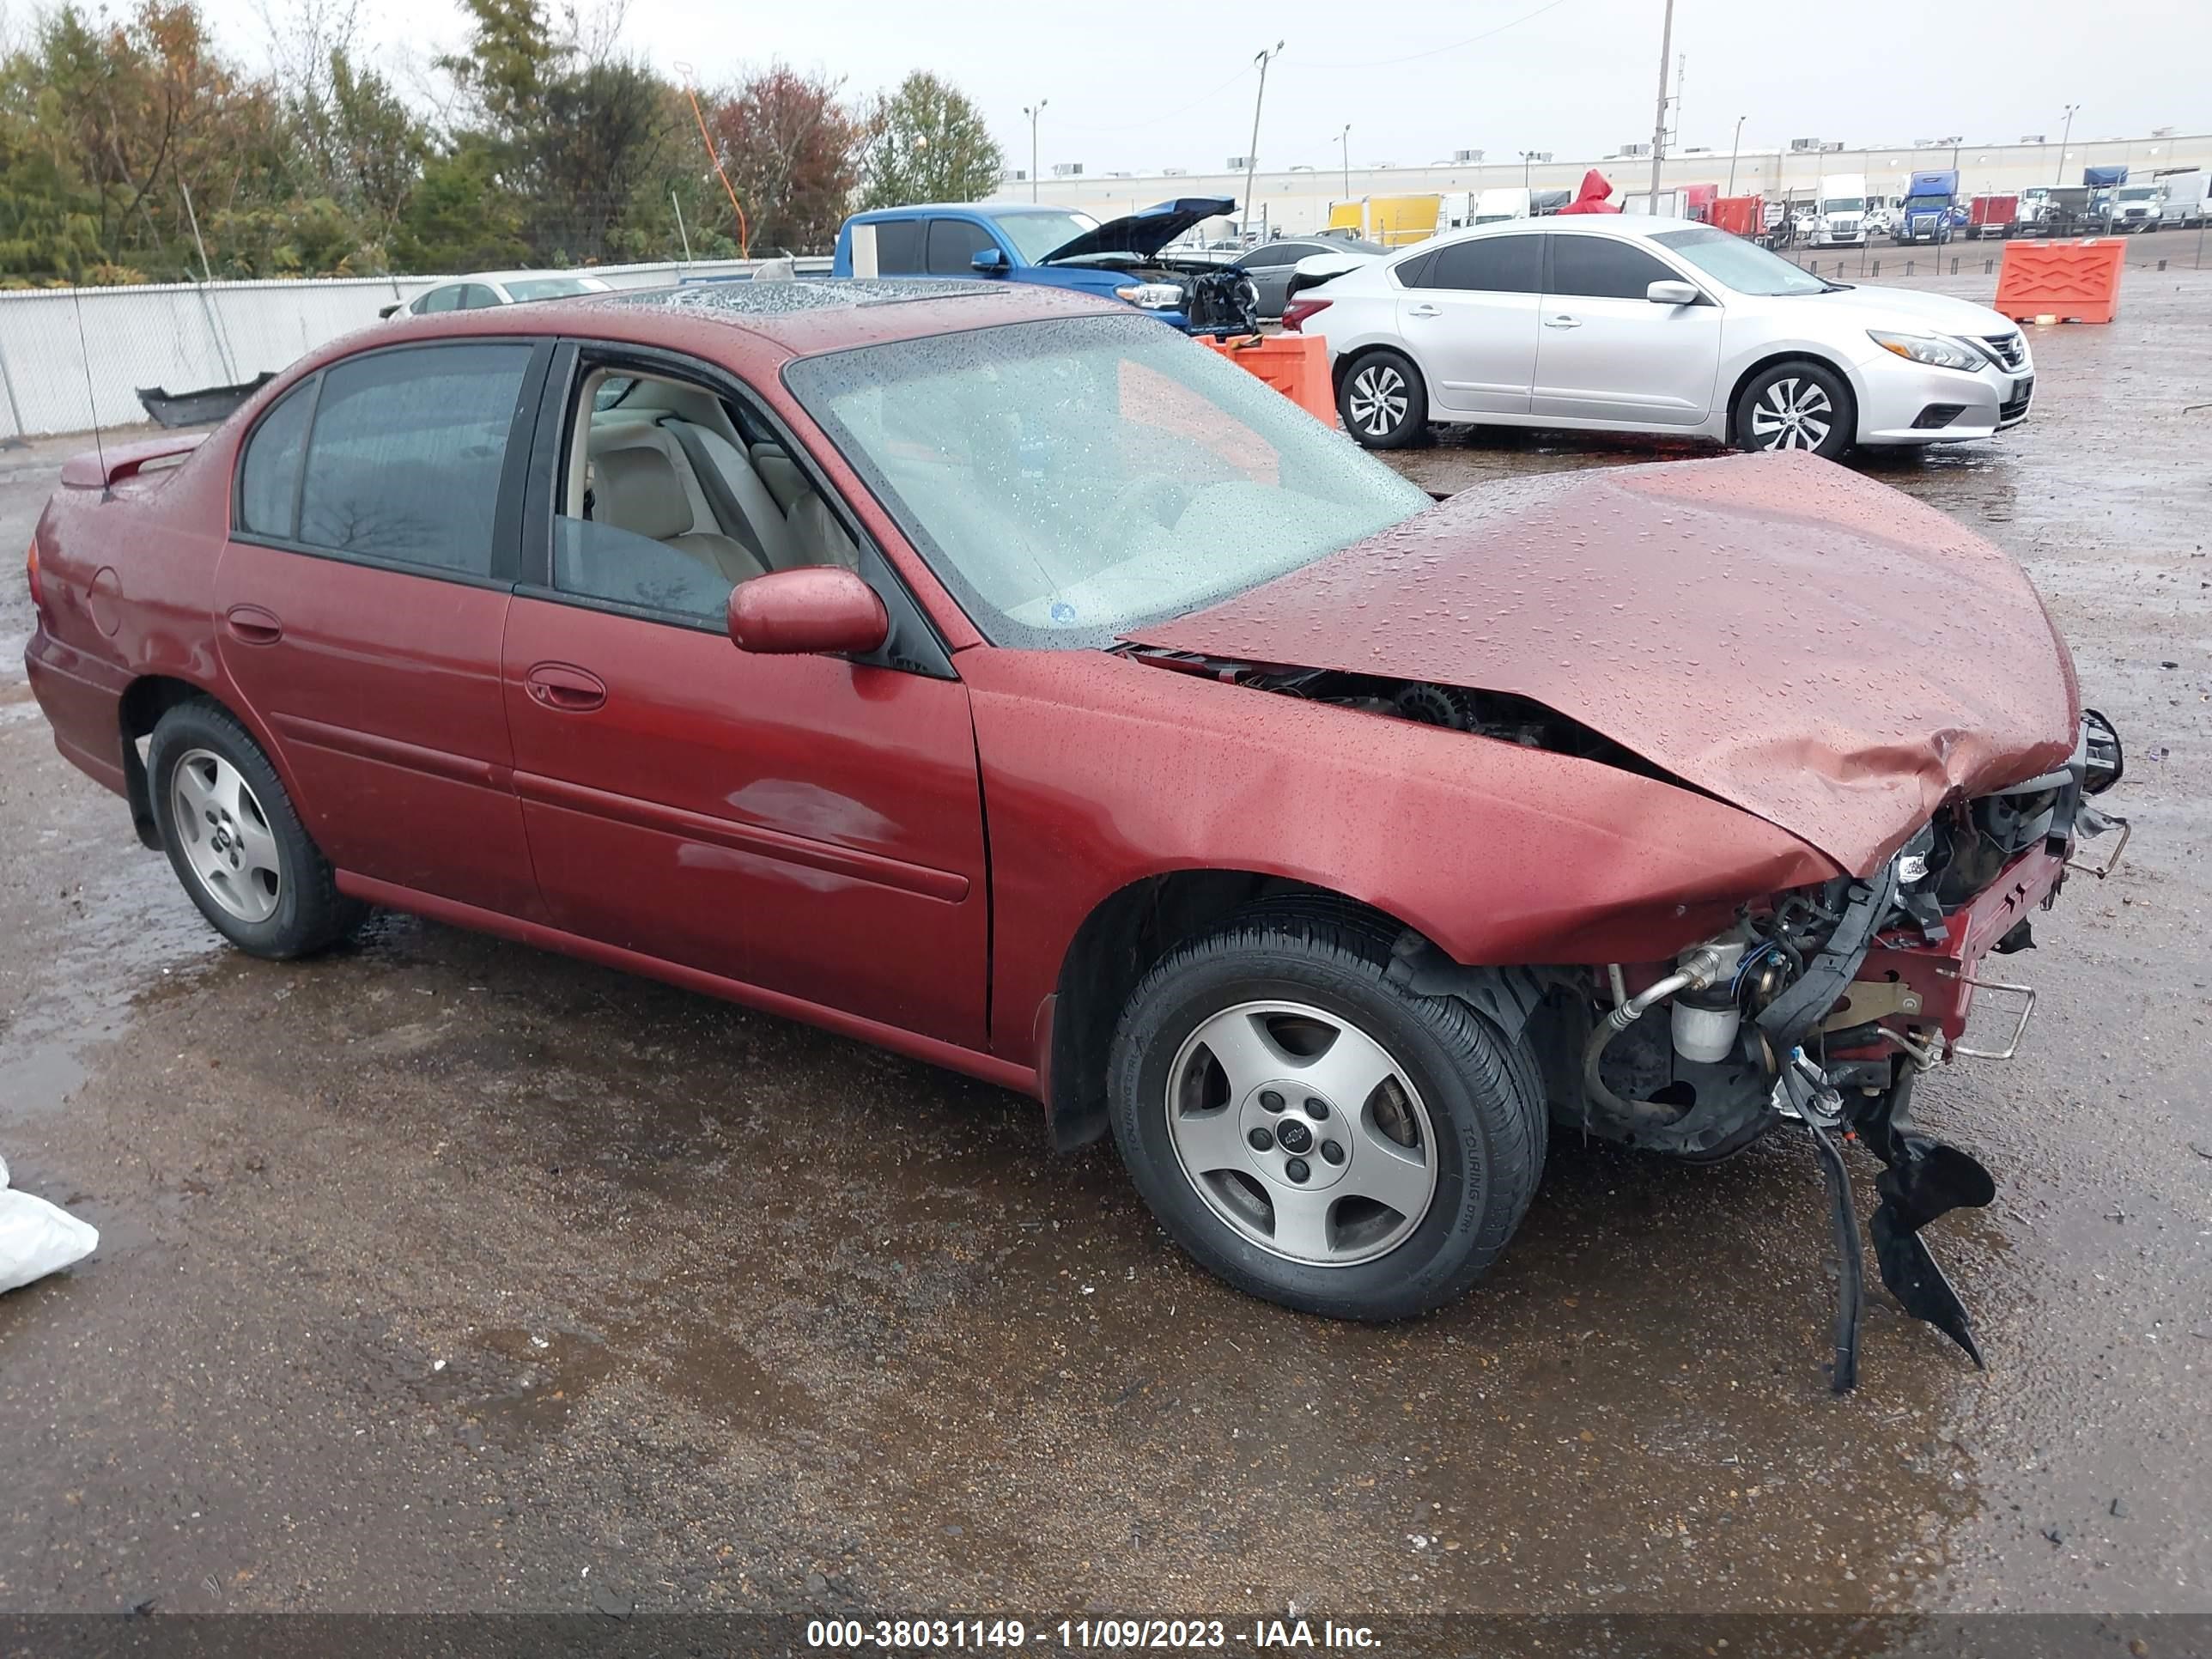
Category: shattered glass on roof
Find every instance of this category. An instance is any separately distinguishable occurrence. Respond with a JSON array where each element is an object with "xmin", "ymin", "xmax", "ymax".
[{"xmin": 595, "ymin": 278, "xmax": 1006, "ymax": 319}]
